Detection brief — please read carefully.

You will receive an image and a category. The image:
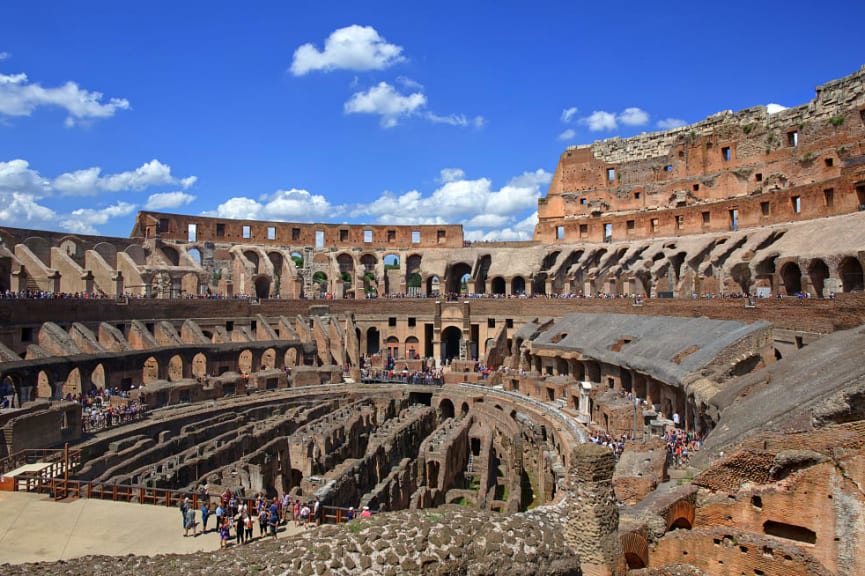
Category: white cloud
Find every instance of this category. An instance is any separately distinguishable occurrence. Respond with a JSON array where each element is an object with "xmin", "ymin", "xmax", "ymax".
[
  {"xmin": 581, "ymin": 110, "xmax": 617, "ymax": 131},
  {"xmin": 0, "ymin": 71, "xmax": 129, "ymax": 125},
  {"xmin": 344, "ymin": 82, "xmax": 426, "ymax": 128},
  {"xmin": 59, "ymin": 202, "xmax": 136, "ymax": 235},
  {"xmin": 0, "ymin": 52, "xmax": 9, "ymax": 61},
  {"xmin": 560, "ymin": 107, "xmax": 578, "ymax": 123},
  {"xmin": 558, "ymin": 128, "xmax": 576, "ymax": 141},
  {"xmin": 766, "ymin": 103, "xmax": 787, "ymax": 114},
  {"xmin": 290, "ymin": 25, "xmax": 405, "ymax": 76},
  {"xmin": 53, "ymin": 159, "xmax": 196, "ymax": 196},
  {"xmin": 212, "ymin": 189, "xmax": 340, "ymax": 222},
  {"xmin": 465, "ymin": 211, "xmax": 538, "ymax": 242},
  {"xmin": 396, "ymin": 76, "xmax": 424, "ymax": 91},
  {"xmin": 0, "ymin": 191, "xmax": 57, "ymax": 230},
  {"xmin": 144, "ymin": 191, "xmax": 196, "ymax": 210},
  {"xmin": 0, "ymin": 159, "xmax": 52, "ymax": 197},
  {"xmin": 440, "ymin": 168, "xmax": 465, "ymax": 183},
  {"xmin": 657, "ymin": 118, "xmax": 686, "ymax": 129},
  {"xmin": 618, "ymin": 107, "xmax": 649, "ymax": 126}
]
